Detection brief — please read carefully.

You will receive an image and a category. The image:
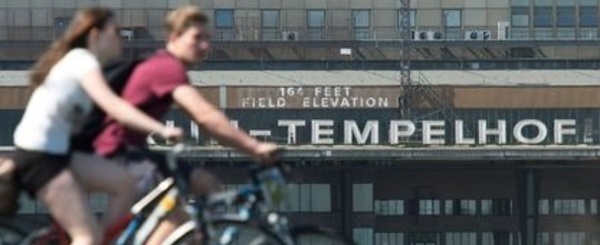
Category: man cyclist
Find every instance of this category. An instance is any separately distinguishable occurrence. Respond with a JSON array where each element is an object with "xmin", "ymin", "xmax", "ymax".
[{"xmin": 89, "ymin": 5, "xmax": 279, "ymax": 245}]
